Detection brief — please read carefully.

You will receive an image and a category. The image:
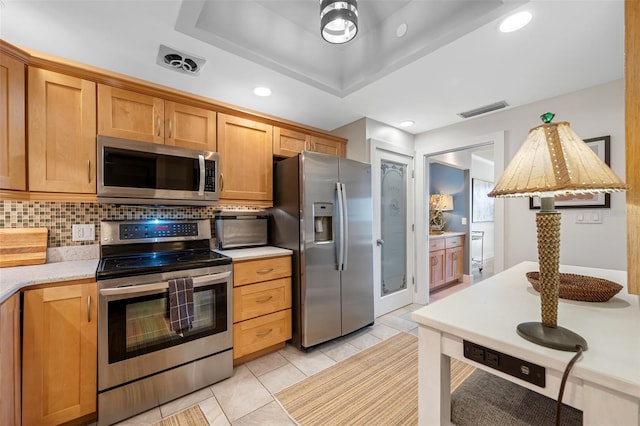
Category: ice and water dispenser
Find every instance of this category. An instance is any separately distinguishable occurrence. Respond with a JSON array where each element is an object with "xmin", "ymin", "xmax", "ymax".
[{"xmin": 313, "ymin": 203, "xmax": 333, "ymax": 242}]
